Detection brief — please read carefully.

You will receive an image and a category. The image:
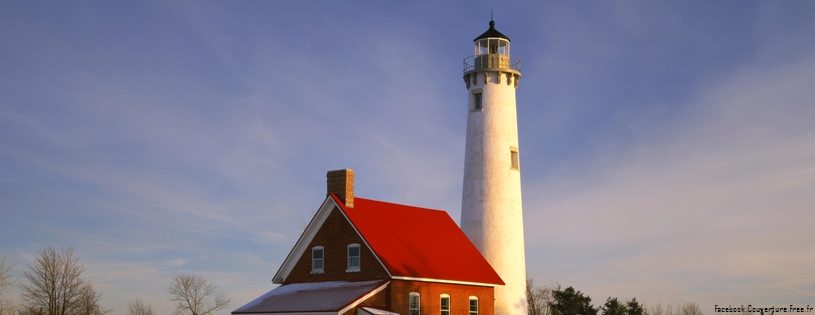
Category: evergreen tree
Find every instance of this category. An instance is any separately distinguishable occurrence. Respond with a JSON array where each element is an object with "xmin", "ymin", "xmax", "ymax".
[
  {"xmin": 549, "ymin": 286, "xmax": 599, "ymax": 315},
  {"xmin": 603, "ymin": 298, "xmax": 627, "ymax": 315},
  {"xmin": 626, "ymin": 298, "xmax": 644, "ymax": 315}
]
